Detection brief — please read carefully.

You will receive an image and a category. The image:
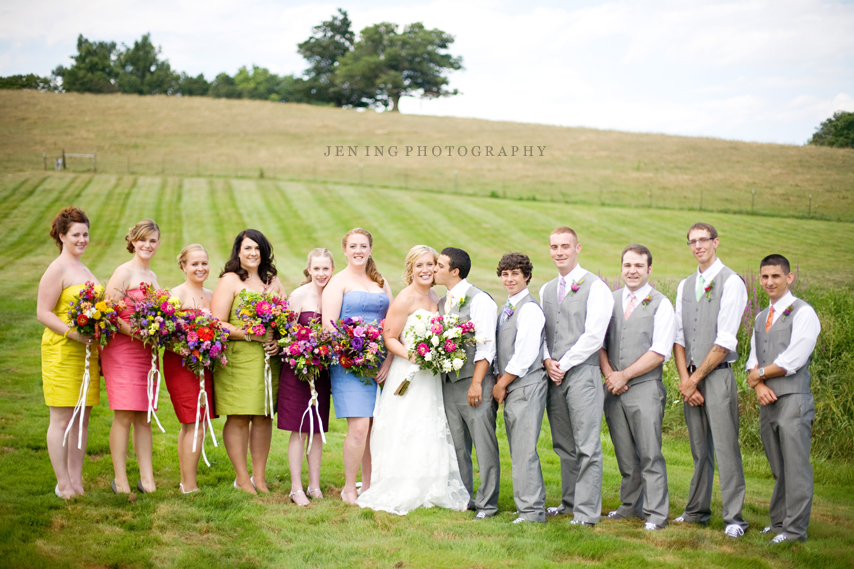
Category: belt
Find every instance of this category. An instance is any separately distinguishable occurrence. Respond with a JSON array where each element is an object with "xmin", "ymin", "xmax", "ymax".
[{"xmin": 687, "ymin": 362, "xmax": 731, "ymax": 375}]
